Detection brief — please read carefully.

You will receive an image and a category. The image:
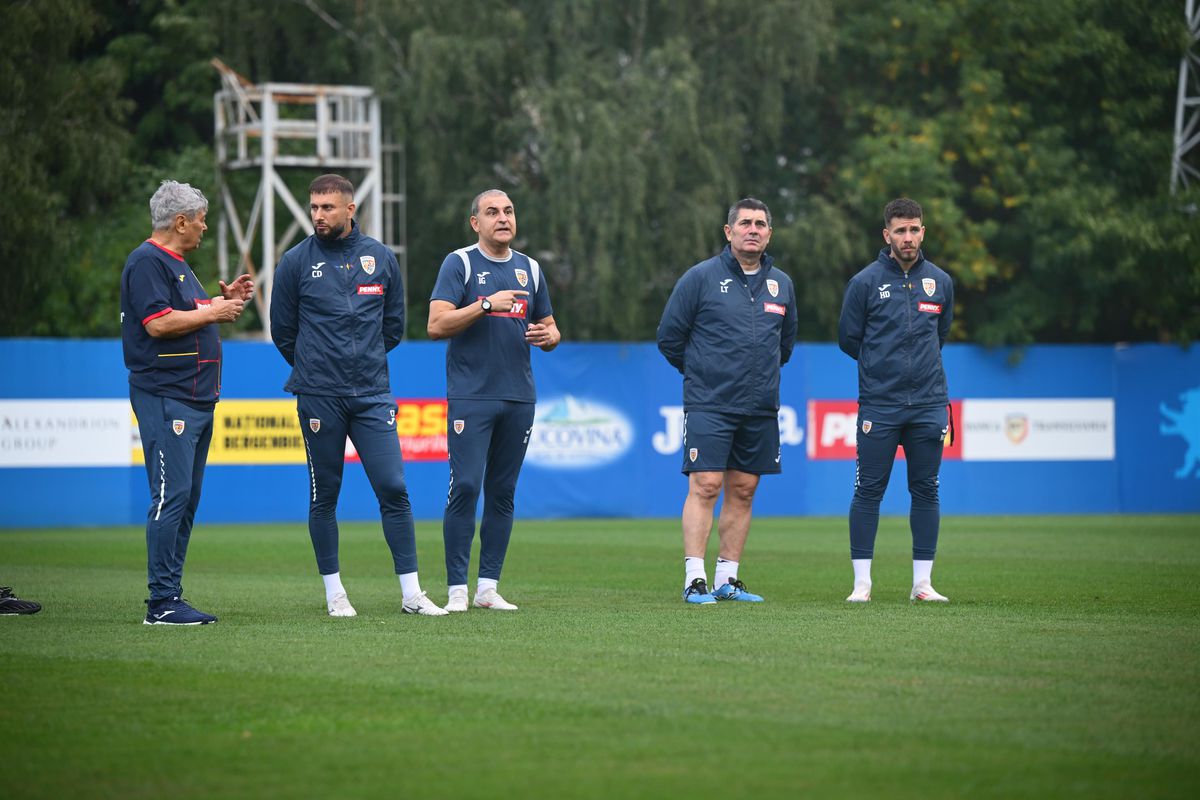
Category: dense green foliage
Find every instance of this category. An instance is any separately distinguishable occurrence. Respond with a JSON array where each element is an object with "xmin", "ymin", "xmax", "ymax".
[
  {"xmin": 2, "ymin": 516, "xmax": 1198, "ymax": 798},
  {"xmin": 4, "ymin": 0, "xmax": 1197, "ymax": 344}
]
